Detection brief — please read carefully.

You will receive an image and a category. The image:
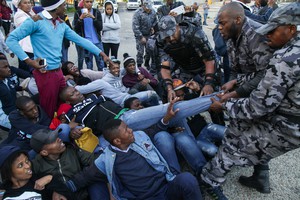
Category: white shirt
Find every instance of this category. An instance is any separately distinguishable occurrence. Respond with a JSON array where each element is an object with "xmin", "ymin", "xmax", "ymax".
[{"xmin": 14, "ymin": 8, "xmax": 35, "ymax": 53}]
